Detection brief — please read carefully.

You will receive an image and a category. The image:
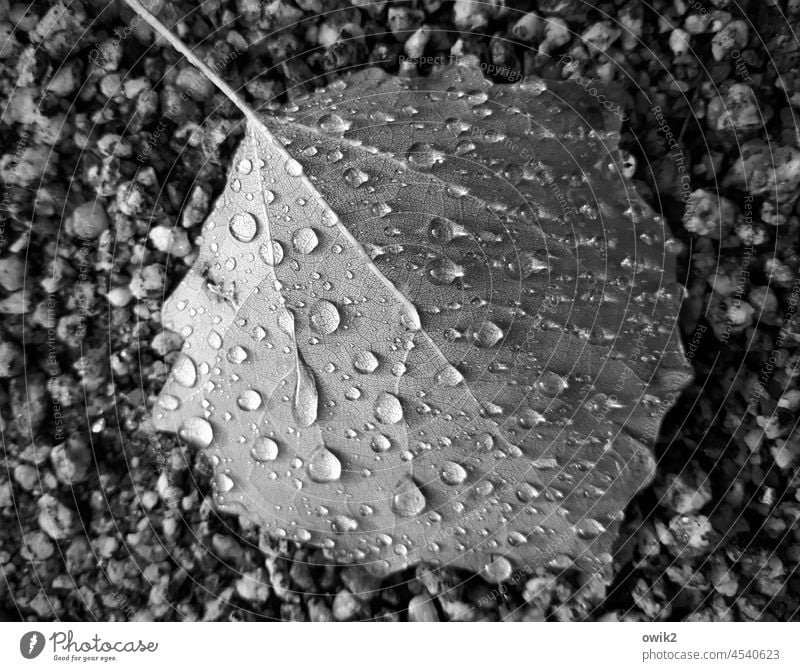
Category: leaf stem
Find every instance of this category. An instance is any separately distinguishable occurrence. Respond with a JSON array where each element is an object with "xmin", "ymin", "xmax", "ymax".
[{"xmin": 122, "ymin": 0, "xmax": 259, "ymax": 126}]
